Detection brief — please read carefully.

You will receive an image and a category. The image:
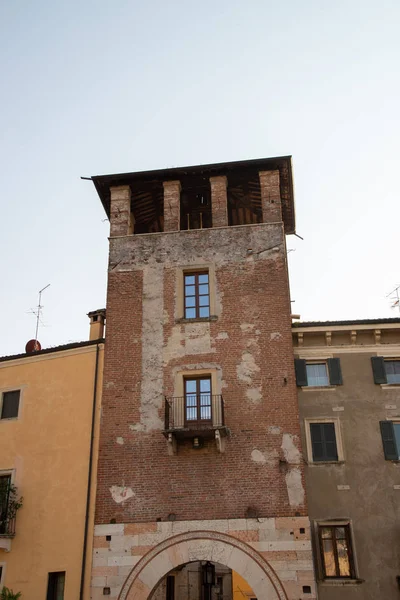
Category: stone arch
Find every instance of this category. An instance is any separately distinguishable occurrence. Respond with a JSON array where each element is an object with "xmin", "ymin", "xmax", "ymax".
[{"xmin": 119, "ymin": 530, "xmax": 289, "ymax": 600}]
